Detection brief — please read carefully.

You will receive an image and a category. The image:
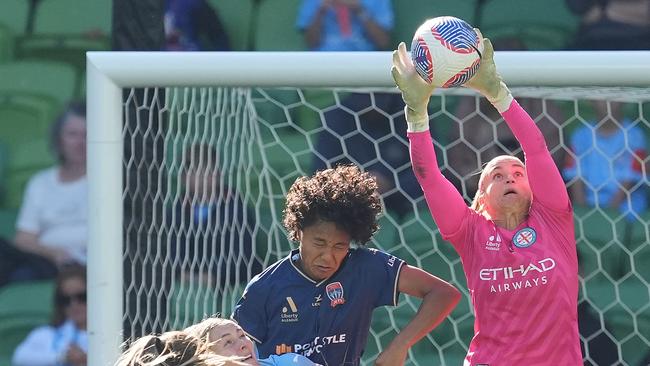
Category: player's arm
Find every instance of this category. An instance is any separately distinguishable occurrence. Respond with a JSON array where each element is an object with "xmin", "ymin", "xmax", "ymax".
[
  {"xmin": 464, "ymin": 32, "xmax": 569, "ymax": 211},
  {"xmin": 391, "ymin": 42, "xmax": 470, "ymax": 236},
  {"xmin": 375, "ymin": 265, "xmax": 460, "ymax": 366}
]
